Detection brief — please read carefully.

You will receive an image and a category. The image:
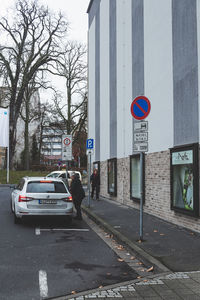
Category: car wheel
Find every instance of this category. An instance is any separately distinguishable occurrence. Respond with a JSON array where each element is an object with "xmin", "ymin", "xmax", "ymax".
[
  {"xmin": 14, "ymin": 214, "xmax": 21, "ymax": 224},
  {"xmin": 14, "ymin": 206, "xmax": 22, "ymax": 224}
]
